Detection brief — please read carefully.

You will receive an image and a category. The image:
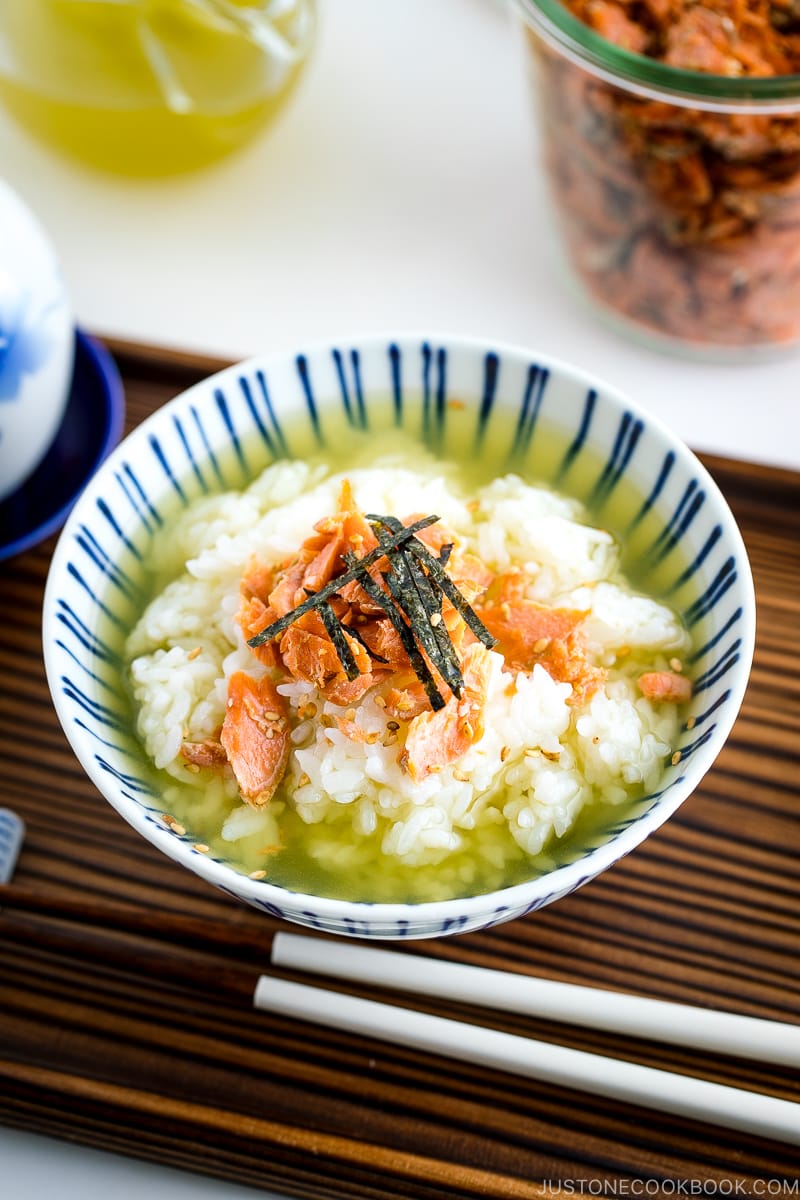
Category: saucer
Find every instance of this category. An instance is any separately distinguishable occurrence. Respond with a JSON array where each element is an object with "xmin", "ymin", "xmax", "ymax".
[{"xmin": 0, "ymin": 330, "xmax": 125, "ymax": 562}]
